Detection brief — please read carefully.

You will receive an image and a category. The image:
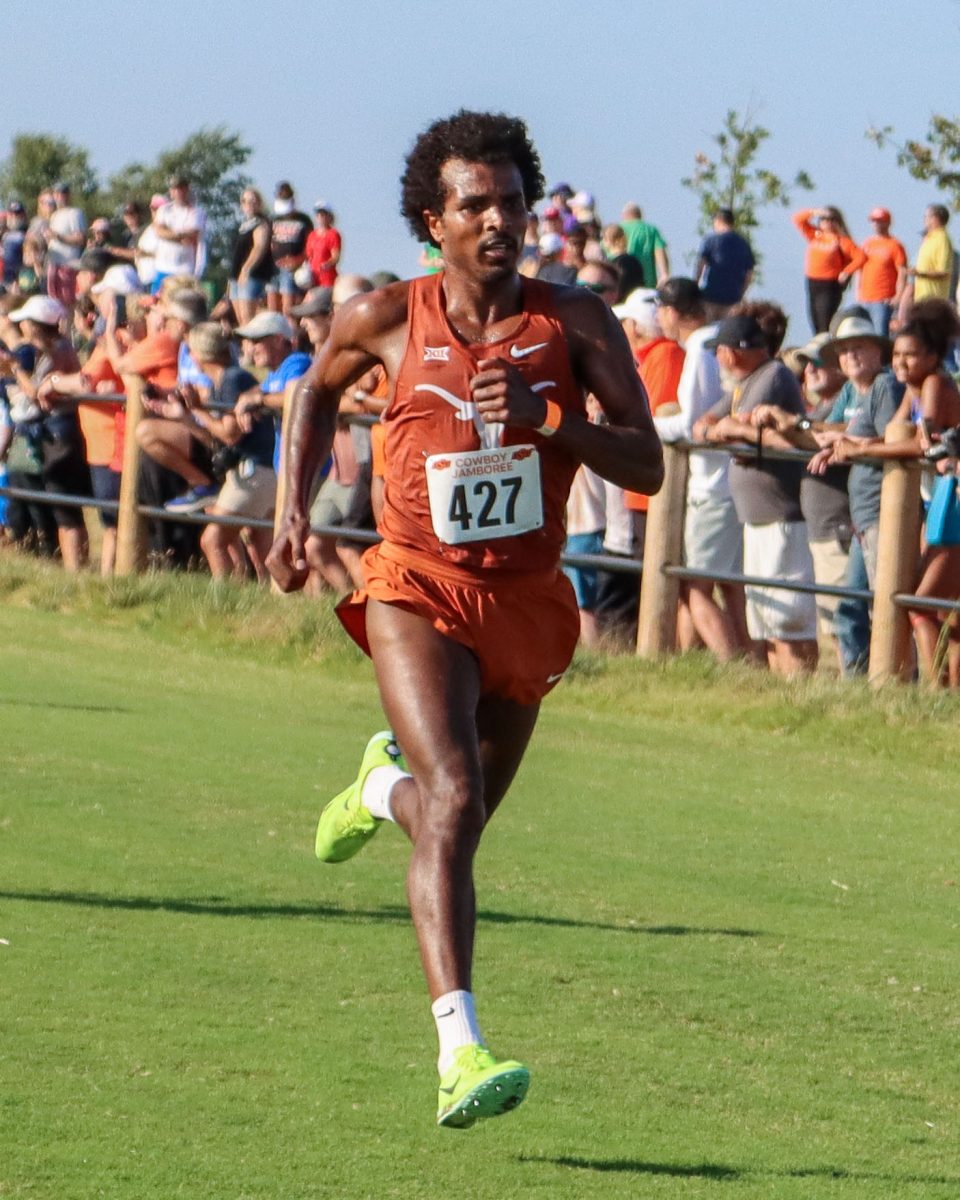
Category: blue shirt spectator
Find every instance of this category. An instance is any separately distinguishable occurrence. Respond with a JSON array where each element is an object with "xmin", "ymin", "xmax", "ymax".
[{"xmin": 696, "ymin": 210, "xmax": 755, "ymax": 307}]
